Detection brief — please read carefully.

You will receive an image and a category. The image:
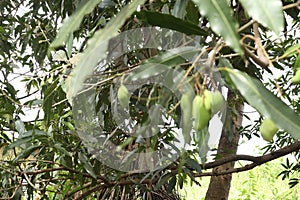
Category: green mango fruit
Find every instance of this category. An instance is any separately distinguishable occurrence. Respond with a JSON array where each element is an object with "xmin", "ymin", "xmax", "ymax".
[
  {"xmin": 260, "ymin": 119, "xmax": 279, "ymax": 142},
  {"xmin": 197, "ymin": 104, "xmax": 211, "ymax": 130},
  {"xmin": 211, "ymin": 90, "xmax": 224, "ymax": 115},
  {"xmin": 192, "ymin": 95, "xmax": 202, "ymax": 121},
  {"xmin": 203, "ymin": 89, "xmax": 212, "ymax": 112},
  {"xmin": 192, "ymin": 95, "xmax": 210, "ymax": 131},
  {"xmin": 291, "ymin": 69, "xmax": 300, "ymax": 84},
  {"xmin": 117, "ymin": 84, "xmax": 130, "ymax": 108}
]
